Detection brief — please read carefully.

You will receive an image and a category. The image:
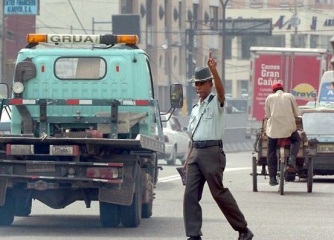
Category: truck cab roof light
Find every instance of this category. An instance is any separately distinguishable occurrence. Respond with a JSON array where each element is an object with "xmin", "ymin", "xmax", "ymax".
[{"xmin": 27, "ymin": 34, "xmax": 139, "ymax": 45}]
